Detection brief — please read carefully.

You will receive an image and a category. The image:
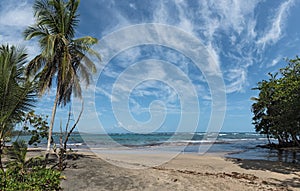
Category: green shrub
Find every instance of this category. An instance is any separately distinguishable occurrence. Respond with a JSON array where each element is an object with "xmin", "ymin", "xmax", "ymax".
[{"xmin": 0, "ymin": 167, "xmax": 62, "ymax": 191}]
